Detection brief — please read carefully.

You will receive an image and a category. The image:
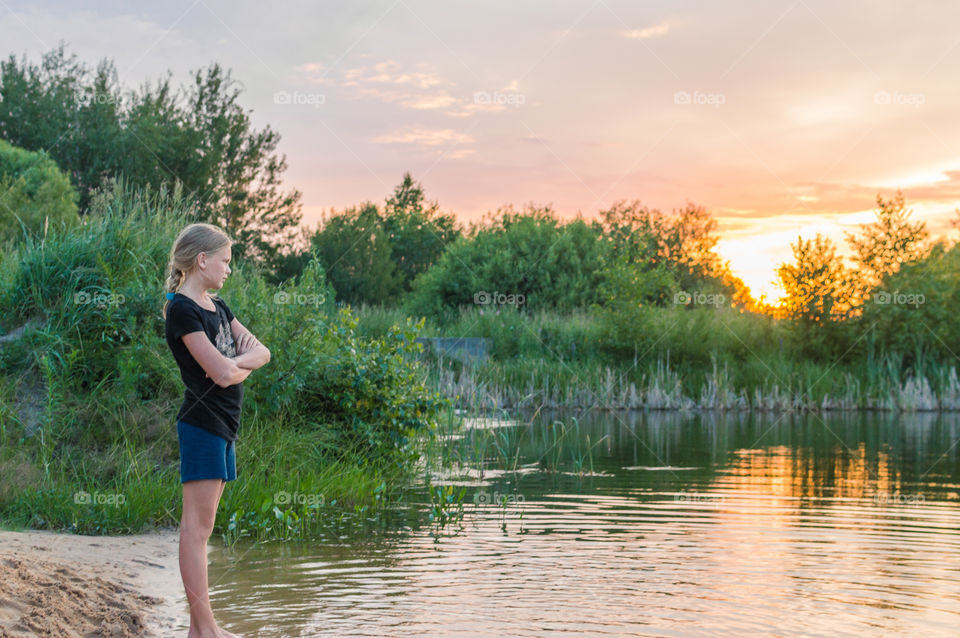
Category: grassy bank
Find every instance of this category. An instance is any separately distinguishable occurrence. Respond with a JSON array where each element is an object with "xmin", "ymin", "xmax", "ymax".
[{"xmin": 0, "ymin": 411, "xmax": 405, "ymax": 542}]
